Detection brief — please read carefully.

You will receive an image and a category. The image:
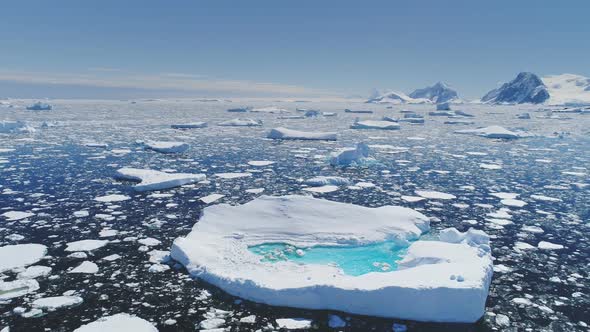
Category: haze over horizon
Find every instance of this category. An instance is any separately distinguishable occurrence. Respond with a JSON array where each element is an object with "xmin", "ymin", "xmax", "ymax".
[{"xmin": 1, "ymin": 0, "xmax": 589, "ymax": 99}]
